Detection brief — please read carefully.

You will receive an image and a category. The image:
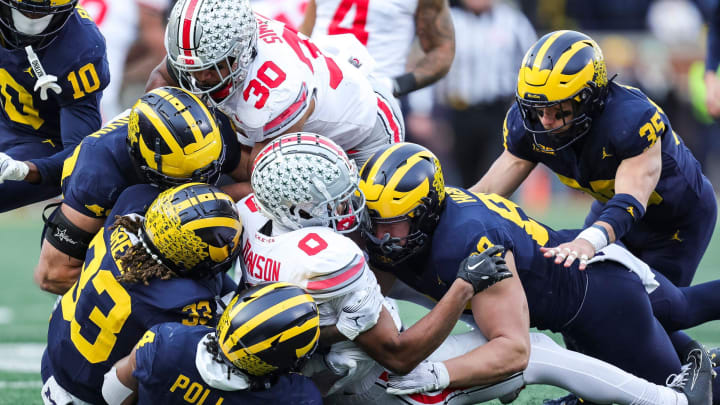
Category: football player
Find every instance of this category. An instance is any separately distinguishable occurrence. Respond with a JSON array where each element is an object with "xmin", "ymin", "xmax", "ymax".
[
  {"xmin": 102, "ymin": 282, "xmax": 323, "ymax": 405},
  {"xmin": 359, "ymin": 143, "xmax": 715, "ymax": 405},
  {"xmin": 238, "ymin": 134, "xmax": 709, "ymax": 405},
  {"xmin": 41, "ymin": 182, "xmax": 242, "ymax": 405},
  {"xmin": 470, "ymin": 30, "xmax": 716, "ymax": 290},
  {"xmin": 0, "ymin": 0, "xmax": 110, "ymax": 212},
  {"xmin": 33, "ymin": 86, "xmax": 245, "ymax": 294},
  {"xmin": 236, "ymin": 133, "xmax": 513, "ymax": 398},
  {"xmin": 147, "ymin": 0, "xmax": 405, "ymax": 199},
  {"xmin": 299, "ymin": 0, "xmax": 455, "ymax": 97}
]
